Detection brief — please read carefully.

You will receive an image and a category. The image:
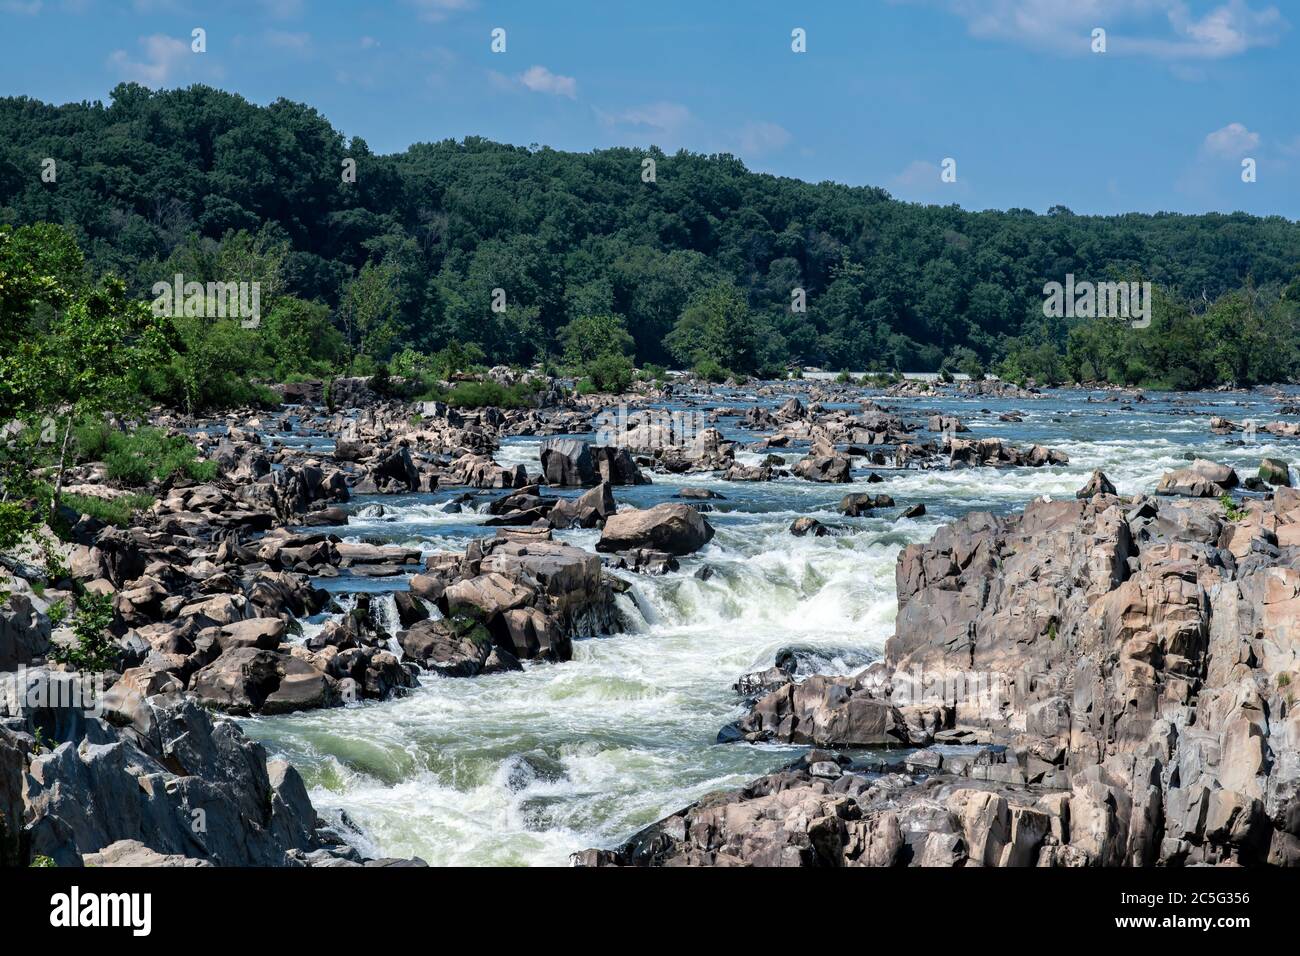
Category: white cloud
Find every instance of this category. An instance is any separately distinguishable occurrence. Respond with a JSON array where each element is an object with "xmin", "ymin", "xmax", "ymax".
[
  {"xmin": 599, "ymin": 101, "xmax": 691, "ymax": 136},
  {"xmin": 892, "ymin": 159, "xmax": 943, "ymax": 188},
  {"xmin": 405, "ymin": 0, "xmax": 474, "ymax": 23},
  {"xmin": 735, "ymin": 121, "xmax": 792, "ymax": 156},
  {"xmin": 360, "ymin": 36, "xmax": 380, "ymax": 49},
  {"xmin": 518, "ymin": 65, "xmax": 577, "ymax": 98},
  {"xmin": 1, "ymin": 0, "xmax": 42, "ymax": 13},
  {"xmin": 264, "ymin": 30, "xmax": 310, "ymax": 51},
  {"xmin": 107, "ymin": 34, "xmax": 193, "ymax": 86},
  {"xmin": 927, "ymin": 0, "xmax": 1286, "ymax": 59},
  {"xmin": 1203, "ymin": 121, "xmax": 1260, "ymax": 156}
]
